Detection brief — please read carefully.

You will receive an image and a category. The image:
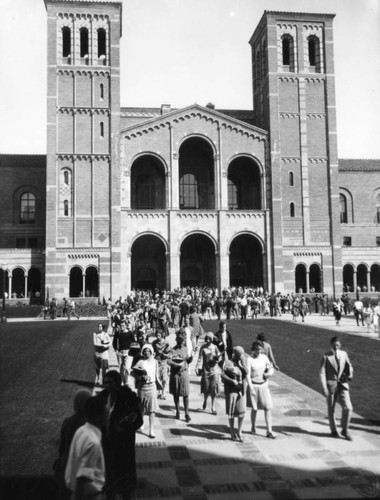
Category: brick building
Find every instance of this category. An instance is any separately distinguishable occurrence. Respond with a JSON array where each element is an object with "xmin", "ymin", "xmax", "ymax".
[{"xmin": 1, "ymin": 0, "xmax": 379, "ymax": 301}]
